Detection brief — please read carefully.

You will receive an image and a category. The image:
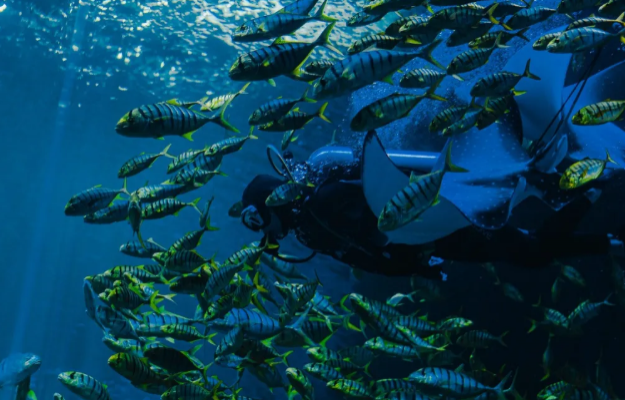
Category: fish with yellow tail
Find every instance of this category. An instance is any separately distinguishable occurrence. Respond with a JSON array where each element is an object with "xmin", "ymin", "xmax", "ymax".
[
  {"xmin": 572, "ymin": 100, "xmax": 625, "ymax": 125},
  {"xmin": 259, "ymin": 103, "xmax": 331, "ymax": 132},
  {"xmin": 447, "ymin": 33, "xmax": 508, "ymax": 77},
  {"xmin": 58, "ymin": 372, "xmax": 110, "ymax": 400},
  {"xmin": 118, "ymin": 143, "xmax": 173, "ymax": 178},
  {"xmin": 312, "ymin": 39, "xmax": 444, "ymax": 100},
  {"xmin": 559, "ymin": 150, "xmax": 617, "ymax": 190},
  {"xmin": 468, "ymin": 27, "xmax": 530, "ymax": 49},
  {"xmin": 427, "ymin": 3, "xmax": 502, "ymax": 30},
  {"xmin": 233, "ymin": 0, "xmax": 337, "ymax": 42},
  {"xmin": 249, "ymin": 89, "xmax": 316, "ymax": 126},
  {"xmin": 266, "ymin": 180, "xmax": 315, "ymax": 207},
  {"xmin": 532, "ymin": 32, "xmax": 561, "ymax": 50},
  {"xmin": 503, "ymin": 2, "xmax": 556, "ymax": 30},
  {"xmin": 409, "ymin": 367, "xmax": 512, "ymax": 400},
  {"xmin": 470, "ymin": 59, "xmax": 540, "ymax": 98},
  {"xmin": 229, "ymin": 23, "xmax": 341, "ymax": 86},
  {"xmin": 347, "ymin": 34, "xmax": 421, "ymax": 54},
  {"xmin": 115, "ymin": 98, "xmax": 239, "ymax": 140},
  {"xmin": 205, "ymin": 129, "xmax": 258, "ymax": 158},
  {"xmin": 351, "ymin": 81, "xmax": 447, "ymax": 132},
  {"xmin": 547, "ymin": 27, "xmax": 625, "ymax": 53},
  {"xmin": 378, "ymin": 143, "xmax": 468, "ymax": 232},
  {"xmin": 200, "ymin": 82, "xmax": 250, "ymax": 112}
]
